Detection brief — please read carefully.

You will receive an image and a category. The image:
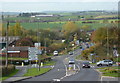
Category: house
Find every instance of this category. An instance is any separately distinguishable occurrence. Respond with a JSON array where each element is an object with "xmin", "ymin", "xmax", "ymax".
[
  {"xmin": 8, "ymin": 46, "xmax": 29, "ymax": 58},
  {"xmin": 0, "ymin": 36, "xmax": 20, "ymax": 49}
]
